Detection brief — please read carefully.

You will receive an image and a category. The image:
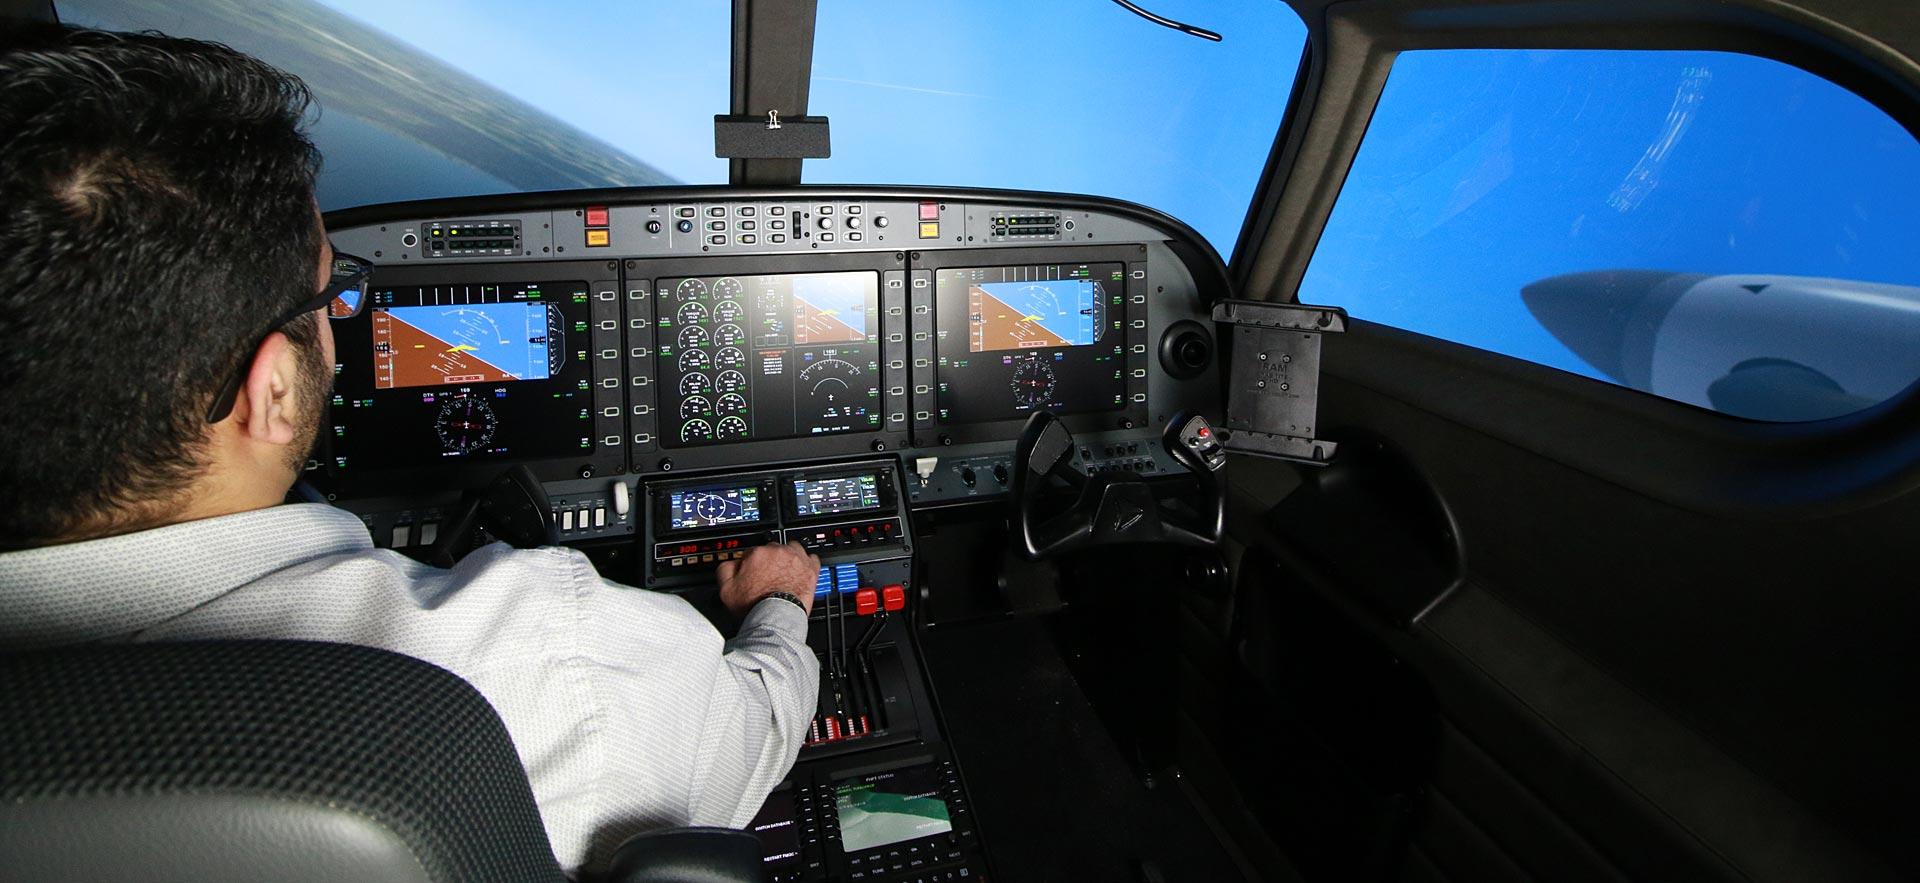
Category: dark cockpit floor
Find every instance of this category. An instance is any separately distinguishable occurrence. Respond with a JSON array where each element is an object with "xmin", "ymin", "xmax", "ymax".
[{"xmin": 919, "ymin": 614, "xmax": 1249, "ymax": 883}]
